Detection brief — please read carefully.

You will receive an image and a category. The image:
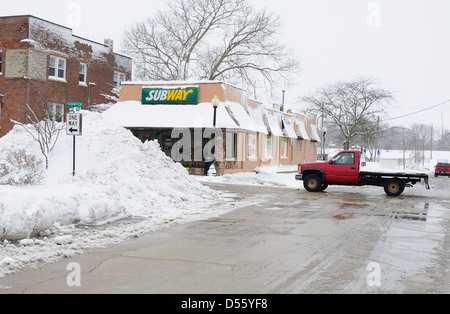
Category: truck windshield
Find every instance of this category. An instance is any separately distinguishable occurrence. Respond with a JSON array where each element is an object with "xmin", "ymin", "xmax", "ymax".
[{"xmin": 332, "ymin": 152, "xmax": 355, "ymax": 165}]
